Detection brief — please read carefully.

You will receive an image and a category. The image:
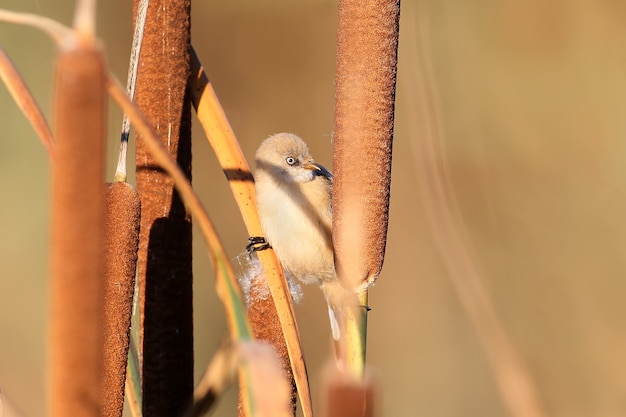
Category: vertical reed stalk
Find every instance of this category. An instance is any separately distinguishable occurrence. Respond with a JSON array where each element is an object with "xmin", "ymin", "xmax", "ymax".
[{"xmin": 132, "ymin": 0, "xmax": 194, "ymax": 413}]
